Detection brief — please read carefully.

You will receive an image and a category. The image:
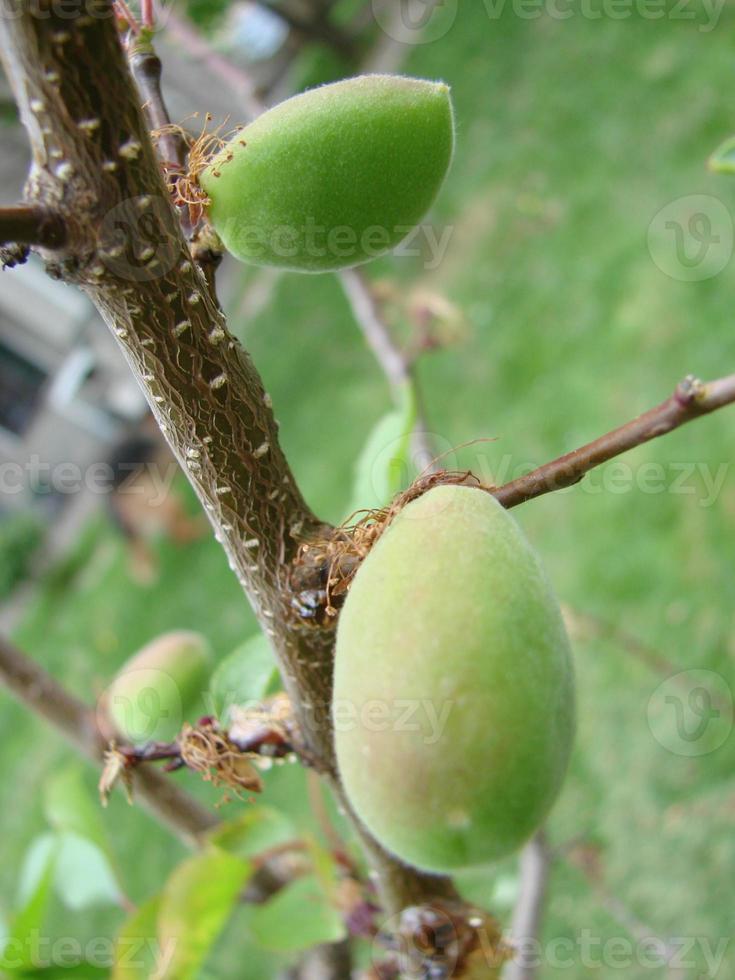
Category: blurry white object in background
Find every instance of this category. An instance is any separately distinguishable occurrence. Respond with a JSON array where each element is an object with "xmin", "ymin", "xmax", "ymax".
[{"xmin": 218, "ymin": 2, "xmax": 289, "ymax": 62}]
